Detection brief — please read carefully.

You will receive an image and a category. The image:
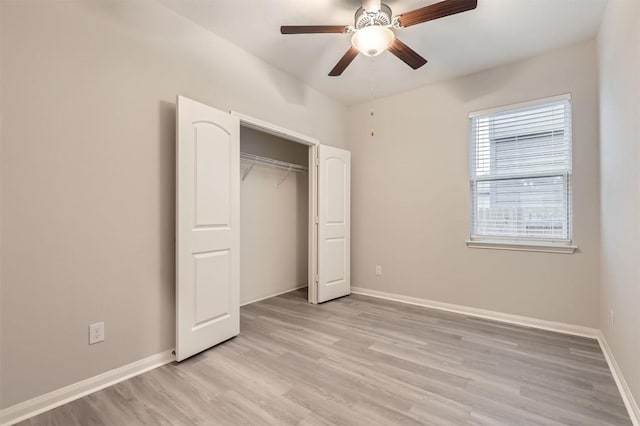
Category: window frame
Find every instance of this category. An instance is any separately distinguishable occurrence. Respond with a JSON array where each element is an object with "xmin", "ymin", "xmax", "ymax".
[{"xmin": 466, "ymin": 94, "xmax": 577, "ymax": 254}]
